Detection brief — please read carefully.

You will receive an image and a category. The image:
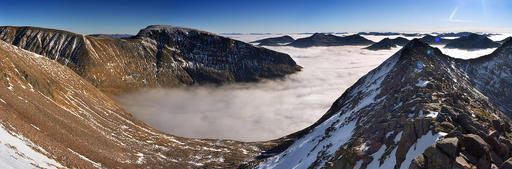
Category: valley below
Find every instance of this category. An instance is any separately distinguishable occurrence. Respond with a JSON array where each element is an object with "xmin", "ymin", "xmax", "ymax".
[{"xmin": 112, "ymin": 34, "xmax": 503, "ymax": 141}]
